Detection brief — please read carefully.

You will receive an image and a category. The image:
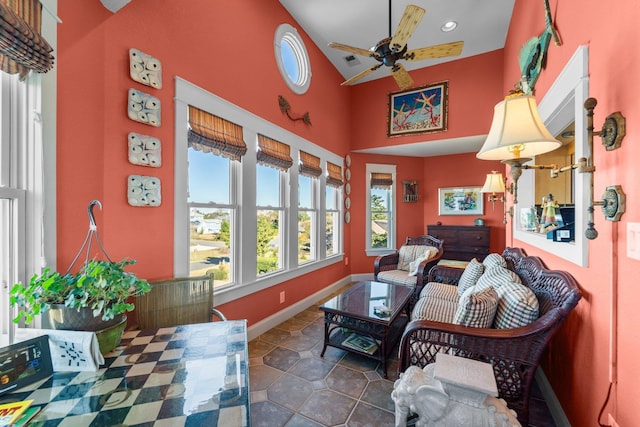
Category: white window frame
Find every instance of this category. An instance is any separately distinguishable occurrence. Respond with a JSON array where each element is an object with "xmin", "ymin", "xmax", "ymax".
[
  {"xmin": 174, "ymin": 77, "xmax": 342, "ymax": 306},
  {"xmin": 0, "ymin": 0, "xmax": 58, "ymax": 343},
  {"xmin": 365, "ymin": 163, "xmax": 396, "ymax": 256},
  {"xmin": 274, "ymin": 23, "xmax": 312, "ymax": 95}
]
